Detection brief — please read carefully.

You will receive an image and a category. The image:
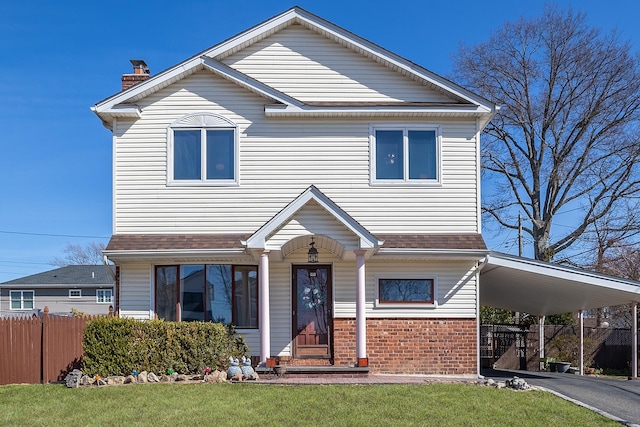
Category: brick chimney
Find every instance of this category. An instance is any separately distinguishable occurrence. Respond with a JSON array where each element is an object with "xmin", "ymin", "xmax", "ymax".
[{"xmin": 121, "ymin": 59, "xmax": 150, "ymax": 91}]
